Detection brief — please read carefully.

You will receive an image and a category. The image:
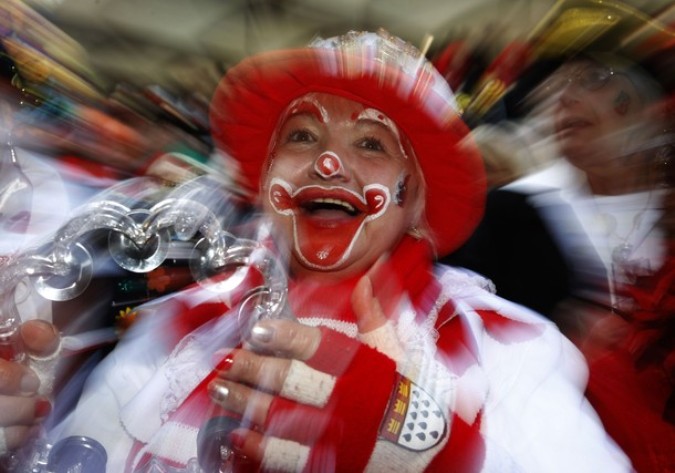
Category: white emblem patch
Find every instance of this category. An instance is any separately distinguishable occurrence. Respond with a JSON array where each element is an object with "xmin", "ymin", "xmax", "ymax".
[{"xmin": 379, "ymin": 374, "xmax": 447, "ymax": 451}]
